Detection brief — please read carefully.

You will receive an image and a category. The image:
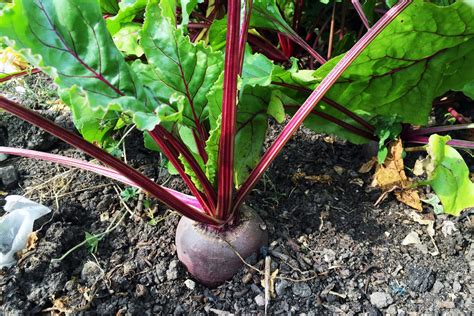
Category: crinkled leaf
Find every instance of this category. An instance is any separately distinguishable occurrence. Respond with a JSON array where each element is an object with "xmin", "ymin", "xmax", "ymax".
[
  {"xmin": 372, "ymin": 139, "xmax": 422, "ymax": 210},
  {"xmin": 307, "ymin": 0, "xmax": 474, "ymax": 134},
  {"xmin": 242, "ymin": 50, "xmax": 275, "ymax": 87},
  {"xmin": 138, "ymin": 0, "xmax": 223, "ymax": 129},
  {"xmin": 60, "ymin": 86, "xmax": 119, "ymax": 144},
  {"xmin": 112, "ymin": 23, "xmax": 144, "ymax": 57},
  {"xmin": 106, "ymin": 0, "xmax": 147, "ymax": 35},
  {"xmin": 0, "ymin": 0, "xmax": 142, "ymax": 100},
  {"xmin": 421, "ymin": 134, "xmax": 474, "ymax": 216},
  {"xmin": 0, "ymin": 0, "xmax": 161, "ymax": 133},
  {"xmin": 270, "ymin": 0, "xmax": 474, "ymax": 144},
  {"xmin": 180, "ymin": 0, "xmax": 202, "ymax": 28}
]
